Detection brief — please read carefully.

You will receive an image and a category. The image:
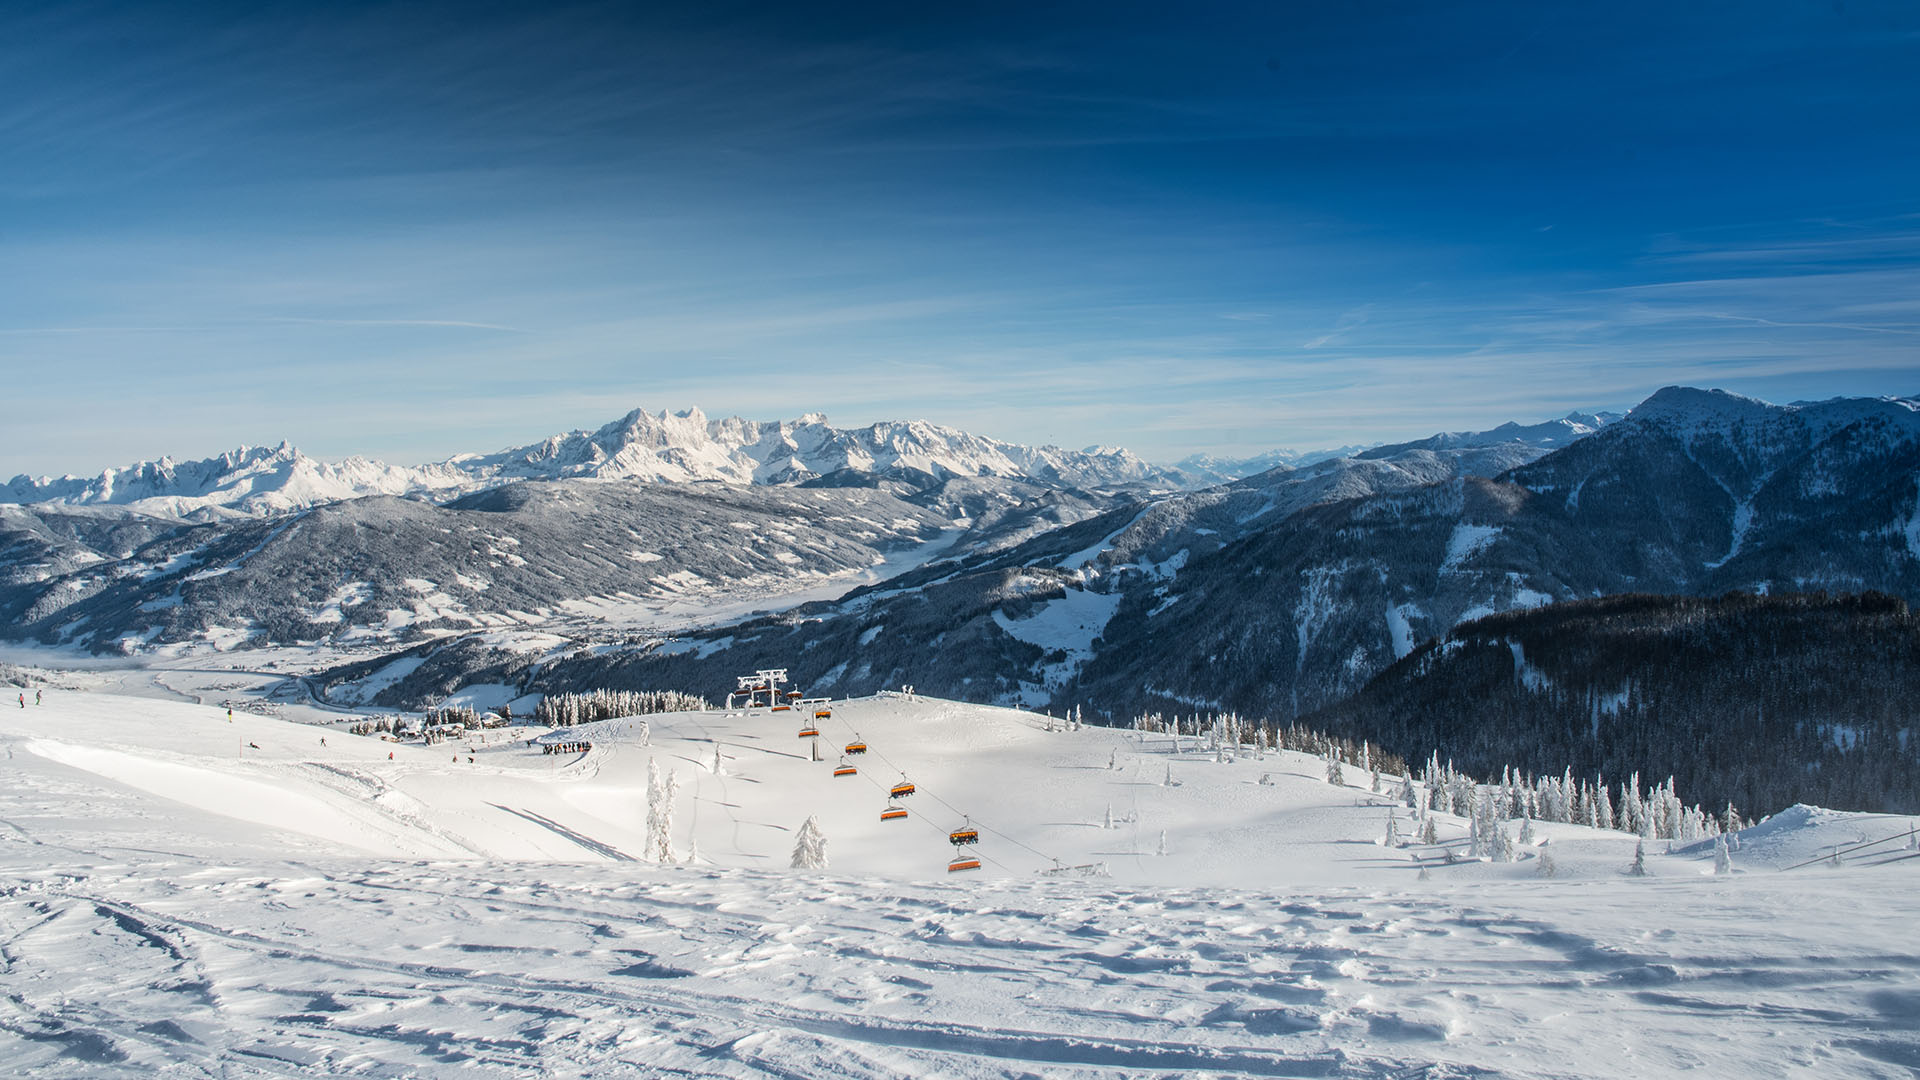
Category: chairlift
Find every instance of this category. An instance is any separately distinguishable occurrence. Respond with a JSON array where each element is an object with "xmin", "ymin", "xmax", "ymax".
[
  {"xmin": 880, "ymin": 803, "xmax": 908, "ymax": 822},
  {"xmin": 815, "ymin": 708, "xmax": 833, "ymax": 720},
  {"xmin": 948, "ymin": 816, "xmax": 980, "ymax": 846},
  {"xmin": 833, "ymin": 758, "xmax": 858, "ymax": 778},
  {"xmin": 947, "ymin": 854, "xmax": 982, "ymax": 873},
  {"xmin": 798, "ymin": 724, "xmax": 820, "ymax": 739},
  {"xmin": 844, "ymin": 739, "xmax": 867, "ymax": 755},
  {"xmin": 889, "ymin": 779, "xmax": 916, "ymax": 799}
]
